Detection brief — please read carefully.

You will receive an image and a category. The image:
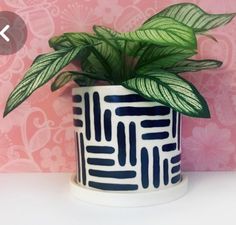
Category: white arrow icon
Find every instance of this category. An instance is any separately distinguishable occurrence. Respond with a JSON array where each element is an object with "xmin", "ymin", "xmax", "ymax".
[{"xmin": 0, "ymin": 25, "xmax": 10, "ymax": 42}]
